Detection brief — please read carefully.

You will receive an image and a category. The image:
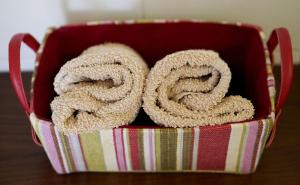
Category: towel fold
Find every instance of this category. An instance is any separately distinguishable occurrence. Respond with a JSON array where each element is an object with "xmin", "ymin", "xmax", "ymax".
[
  {"xmin": 51, "ymin": 43, "xmax": 148, "ymax": 133},
  {"xmin": 143, "ymin": 49, "xmax": 254, "ymax": 127}
]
